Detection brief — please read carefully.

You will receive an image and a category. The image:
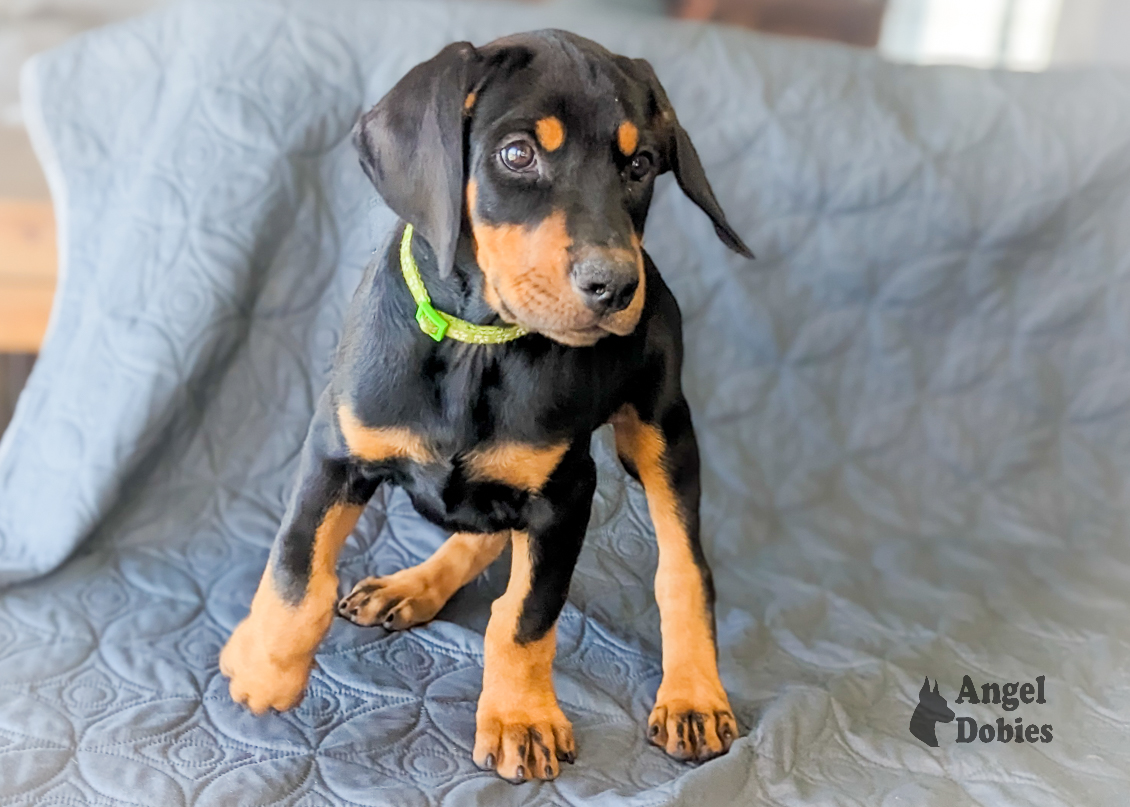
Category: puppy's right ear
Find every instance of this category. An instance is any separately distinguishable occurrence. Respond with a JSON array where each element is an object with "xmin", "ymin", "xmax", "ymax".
[
  {"xmin": 353, "ymin": 42, "xmax": 484, "ymax": 277},
  {"xmin": 620, "ymin": 57, "xmax": 754, "ymax": 260}
]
